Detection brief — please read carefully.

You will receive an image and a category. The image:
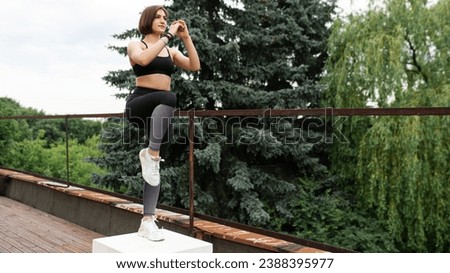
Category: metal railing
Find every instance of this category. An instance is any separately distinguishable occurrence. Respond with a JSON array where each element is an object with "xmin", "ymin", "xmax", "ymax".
[{"xmin": 1, "ymin": 106, "xmax": 450, "ymax": 243}]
